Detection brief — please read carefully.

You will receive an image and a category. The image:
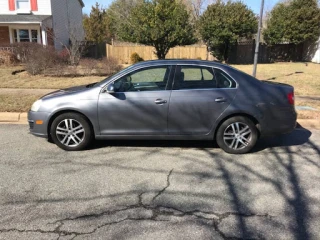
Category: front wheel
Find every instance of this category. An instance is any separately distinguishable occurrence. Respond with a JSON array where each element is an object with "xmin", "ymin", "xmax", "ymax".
[
  {"xmin": 216, "ymin": 116, "xmax": 258, "ymax": 154},
  {"xmin": 50, "ymin": 113, "xmax": 93, "ymax": 151}
]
